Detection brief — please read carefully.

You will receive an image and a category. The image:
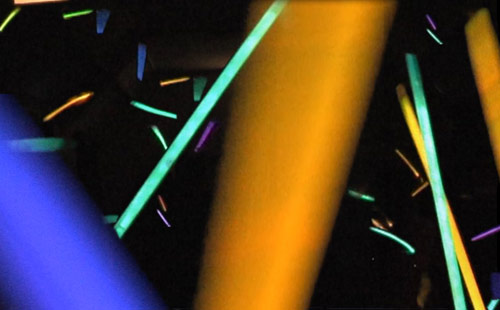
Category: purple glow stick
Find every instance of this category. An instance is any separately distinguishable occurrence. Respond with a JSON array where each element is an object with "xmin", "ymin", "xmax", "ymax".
[
  {"xmin": 156, "ymin": 209, "xmax": 171, "ymax": 227},
  {"xmin": 194, "ymin": 121, "xmax": 216, "ymax": 152},
  {"xmin": 471, "ymin": 225, "xmax": 500, "ymax": 241},
  {"xmin": 426, "ymin": 14, "xmax": 437, "ymax": 31}
]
